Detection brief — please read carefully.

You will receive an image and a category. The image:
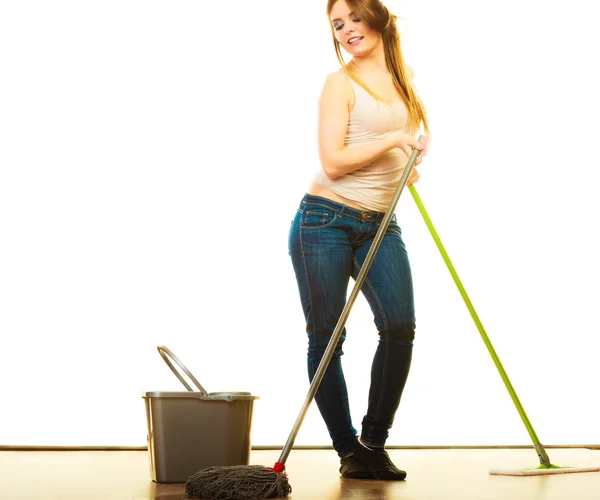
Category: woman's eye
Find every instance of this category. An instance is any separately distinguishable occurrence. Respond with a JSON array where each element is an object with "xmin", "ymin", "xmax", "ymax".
[{"xmin": 333, "ymin": 18, "xmax": 360, "ymax": 30}]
